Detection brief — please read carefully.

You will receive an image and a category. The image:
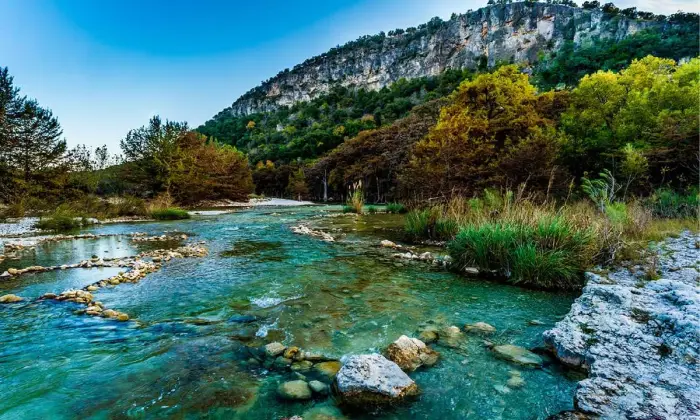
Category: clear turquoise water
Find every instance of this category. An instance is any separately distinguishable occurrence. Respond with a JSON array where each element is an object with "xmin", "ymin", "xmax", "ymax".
[{"xmin": 0, "ymin": 206, "xmax": 579, "ymax": 419}]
